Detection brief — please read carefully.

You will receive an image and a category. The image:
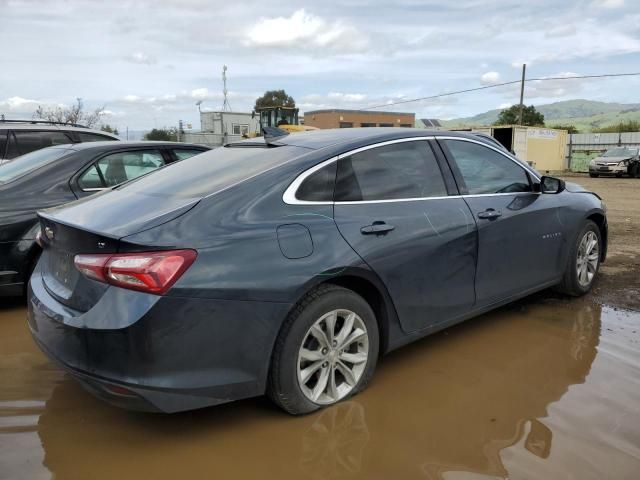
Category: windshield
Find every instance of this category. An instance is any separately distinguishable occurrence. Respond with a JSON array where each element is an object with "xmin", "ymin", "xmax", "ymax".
[
  {"xmin": 120, "ymin": 144, "xmax": 306, "ymax": 198},
  {"xmin": 0, "ymin": 147, "xmax": 74, "ymax": 183},
  {"xmin": 603, "ymin": 147, "xmax": 638, "ymax": 157}
]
